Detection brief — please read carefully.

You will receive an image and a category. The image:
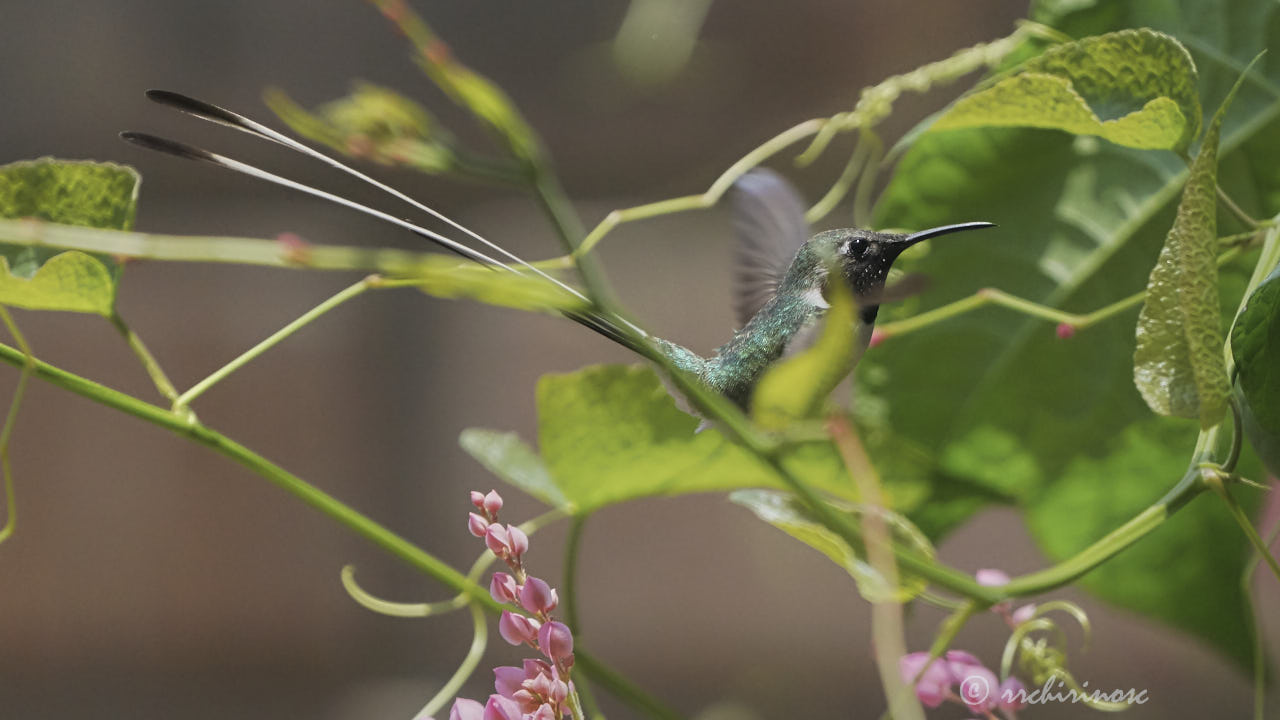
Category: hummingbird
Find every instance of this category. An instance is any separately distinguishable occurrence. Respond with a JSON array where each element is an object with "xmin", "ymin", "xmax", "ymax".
[
  {"xmin": 650, "ymin": 169, "xmax": 992, "ymax": 407},
  {"xmin": 122, "ymin": 91, "xmax": 991, "ymax": 411}
]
